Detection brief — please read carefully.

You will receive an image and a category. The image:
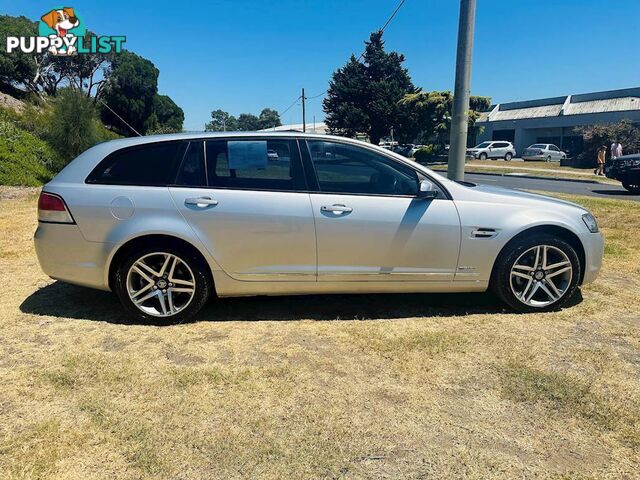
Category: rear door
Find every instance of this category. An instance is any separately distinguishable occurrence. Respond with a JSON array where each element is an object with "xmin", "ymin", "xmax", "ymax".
[
  {"xmin": 490, "ymin": 142, "xmax": 508, "ymax": 158},
  {"xmin": 169, "ymin": 138, "xmax": 317, "ymax": 282},
  {"xmin": 303, "ymin": 140, "xmax": 461, "ymax": 282}
]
